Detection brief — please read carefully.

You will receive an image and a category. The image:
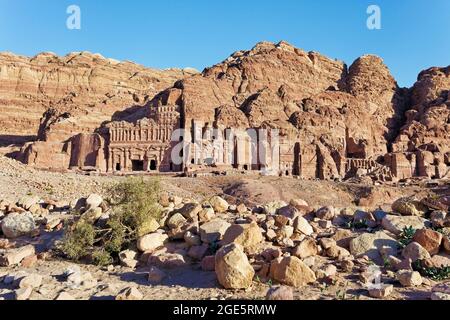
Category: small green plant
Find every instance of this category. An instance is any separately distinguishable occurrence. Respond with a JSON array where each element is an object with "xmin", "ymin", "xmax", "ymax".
[
  {"xmin": 60, "ymin": 177, "xmax": 161, "ymax": 265},
  {"xmin": 398, "ymin": 226, "xmax": 416, "ymax": 248},
  {"xmin": 345, "ymin": 220, "xmax": 369, "ymax": 230},
  {"xmin": 383, "ymin": 257, "xmax": 392, "ymax": 269},
  {"xmin": 209, "ymin": 241, "xmax": 220, "ymax": 254},
  {"xmin": 414, "ymin": 261, "xmax": 450, "ymax": 281}
]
